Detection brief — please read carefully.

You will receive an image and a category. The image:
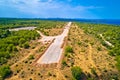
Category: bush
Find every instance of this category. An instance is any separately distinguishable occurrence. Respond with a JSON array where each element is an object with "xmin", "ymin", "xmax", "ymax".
[
  {"xmin": 0, "ymin": 57, "xmax": 7, "ymax": 65},
  {"xmin": 23, "ymin": 42, "xmax": 30, "ymax": 49},
  {"xmin": 77, "ymin": 42, "xmax": 82, "ymax": 46},
  {"xmin": 62, "ymin": 60, "xmax": 67, "ymax": 66},
  {"xmin": 111, "ymin": 75, "xmax": 119, "ymax": 80},
  {"xmin": 19, "ymin": 38, "xmax": 26, "ymax": 44},
  {"xmin": 71, "ymin": 66, "xmax": 82, "ymax": 80},
  {"xmin": 48, "ymin": 72, "xmax": 52, "ymax": 76},
  {"xmin": 97, "ymin": 47, "xmax": 102, "ymax": 51},
  {"xmin": 65, "ymin": 53, "xmax": 70, "ymax": 58},
  {"xmin": 115, "ymin": 56, "xmax": 120, "ymax": 71},
  {"xmin": 91, "ymin": 68, "xmax": 97, "ymax": 76},
  {"xmin": 28, "ymin": 55, "xmax": 34, "ymax": 60},
  {"xmin": 0, "ymin": 65, "xmax": 11, "ymax": 79},
  {"xmin": 65, "ymin": 46, "xmax": 73, "ymax": 53}
]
